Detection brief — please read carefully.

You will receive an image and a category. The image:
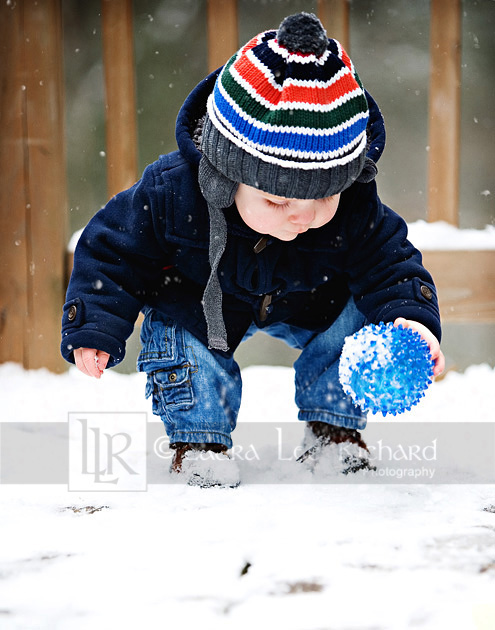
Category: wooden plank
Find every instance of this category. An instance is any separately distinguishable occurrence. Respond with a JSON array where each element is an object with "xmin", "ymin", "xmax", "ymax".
[
  {"xmin": 0, "ymin": 1, "xmax": 27, "ymax": 366},
  {"xmin": 23, "ymin": 0, "xmax": 68, "ymax": 372},
  {"xmin": 318, "ymin": 0, "xmax": 350, "ymax": 52},
  {"xmin": 423, "ymin": 250, "xmax": 495, "ymax": 322},
  {"xmin": 427, "ymin": 0, "xmax": 461, "ymax": 225},
  {"xmin": 207, "ymin": 0, "xmax": 239, "ymax": 73},
  {"xmin": 101, "ymin": 0, "xmax": 138, "ymax": 199},
  {"xmin": 0, "ymin": 0, "xmax": 68, "ymax": 372}
]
